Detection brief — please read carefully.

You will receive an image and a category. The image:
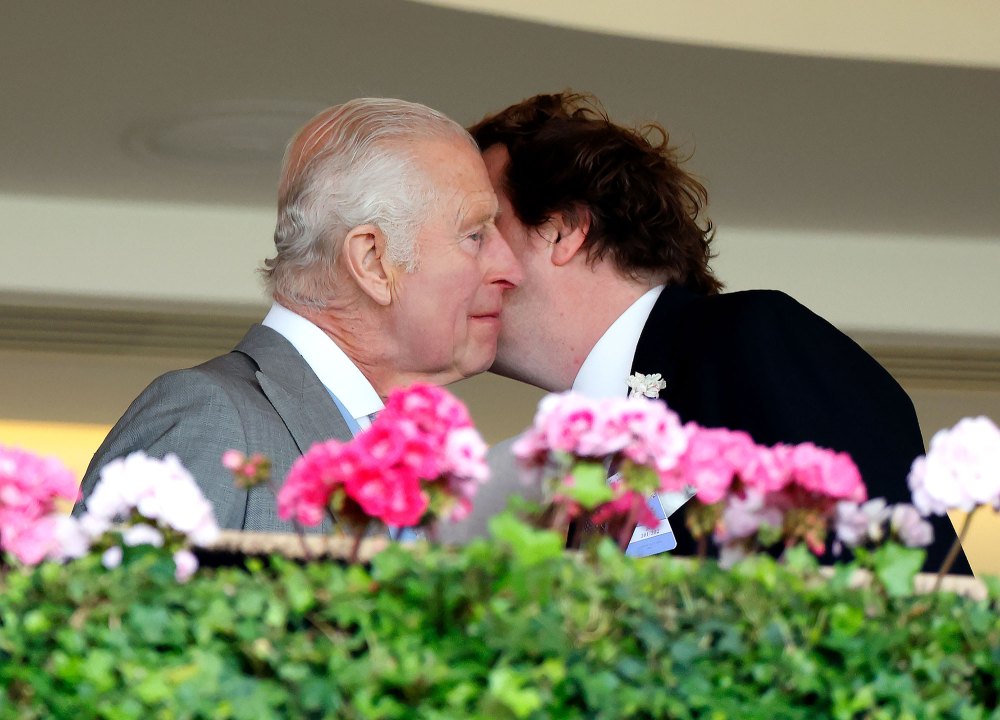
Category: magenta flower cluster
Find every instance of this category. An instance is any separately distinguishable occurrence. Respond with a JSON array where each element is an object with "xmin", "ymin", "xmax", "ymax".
[
  {"xmin": 0, "ymin": 445, "xmax": 79, "ymax": 565},
  {"xmin": 278, "ymin": 384, "xmax": 488, "ymax": 530}
]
